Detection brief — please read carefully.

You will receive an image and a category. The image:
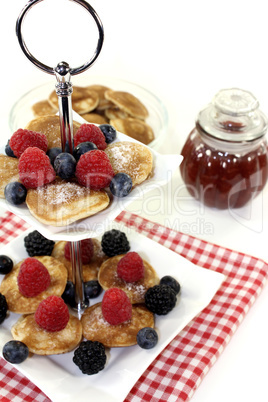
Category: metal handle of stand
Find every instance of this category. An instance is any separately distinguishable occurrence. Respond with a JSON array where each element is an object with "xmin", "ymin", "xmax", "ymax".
[{"xmin": 16, "ymin": 0, "xmax": 104, "ymax": 317}]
